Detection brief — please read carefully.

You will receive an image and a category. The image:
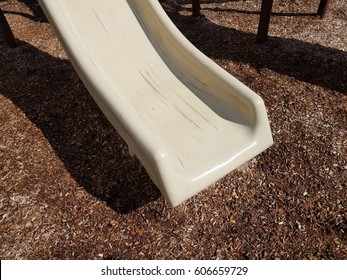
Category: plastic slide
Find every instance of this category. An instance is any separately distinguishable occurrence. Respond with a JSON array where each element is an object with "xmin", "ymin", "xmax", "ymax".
[{"xmin": 38, "ymin": 0, "xmax": 273, "ymax": 207}]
